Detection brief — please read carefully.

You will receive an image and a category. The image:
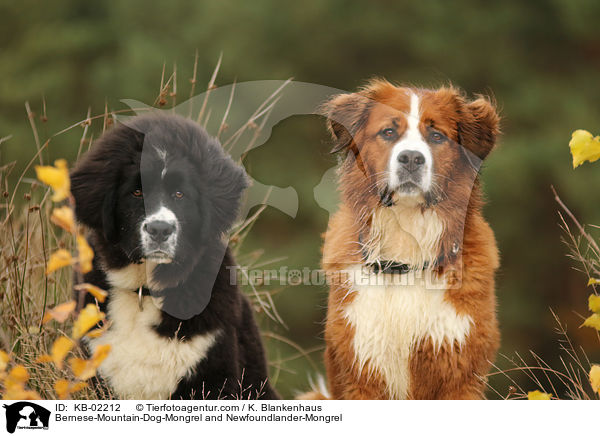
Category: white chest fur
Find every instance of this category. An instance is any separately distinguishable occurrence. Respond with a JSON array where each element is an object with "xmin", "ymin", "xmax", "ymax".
[
  {"xmin": 365, "ymin": 204, "xmax": 445, "ymax": 268},
  {"xmin": 105, "ymin": 262, "xmax": 164, "ymax": 291},
  {"xmin": 344, "ymin": 204, "xmax": 470, "ymax": 399},
  {"xmin": 87, "ymin": 289, "xmax": 218, "ymax": 400},
  {"xmin": 343, "ymin": 266, "xmax": 472, "ymax": 399}
]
